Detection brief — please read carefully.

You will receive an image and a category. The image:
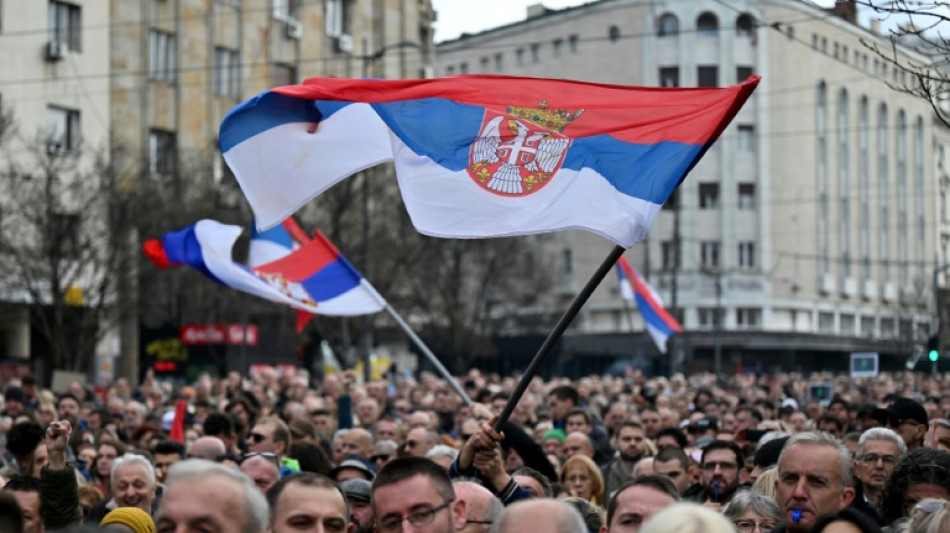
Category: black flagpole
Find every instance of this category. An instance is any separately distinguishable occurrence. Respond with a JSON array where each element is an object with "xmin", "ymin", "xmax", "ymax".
[{"xmin": 494, "ymin": 244, "xmax": 626, "ymax": 432}]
